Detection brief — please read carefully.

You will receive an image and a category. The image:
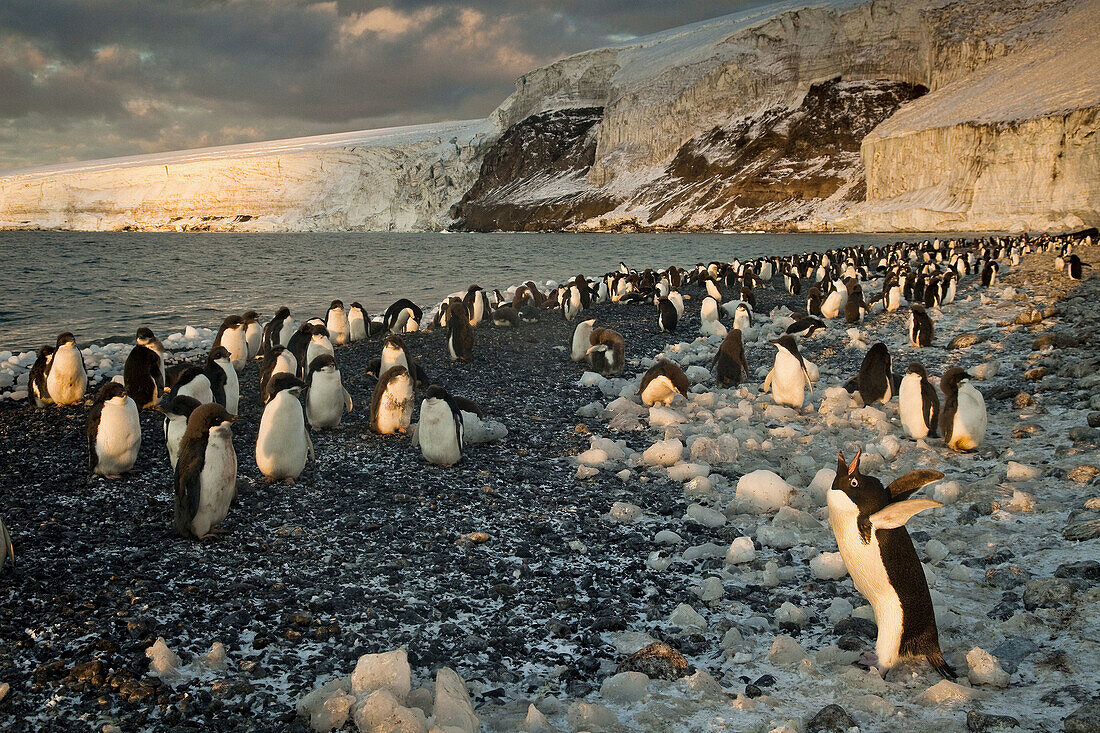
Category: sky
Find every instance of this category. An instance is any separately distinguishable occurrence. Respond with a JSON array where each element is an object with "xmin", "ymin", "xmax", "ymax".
[{"xmin": 0, "ymin": 0, "xmax": 770, "ymax": 172}]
